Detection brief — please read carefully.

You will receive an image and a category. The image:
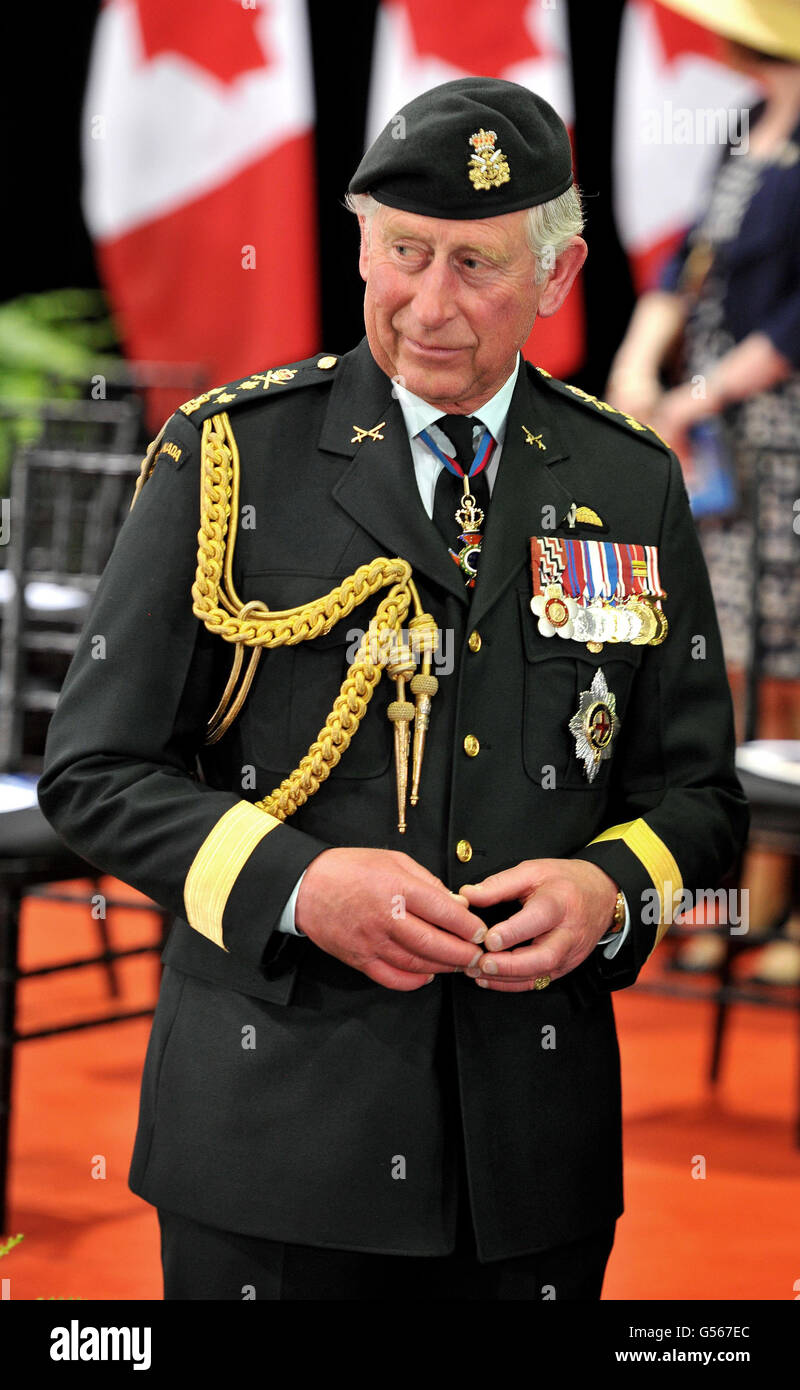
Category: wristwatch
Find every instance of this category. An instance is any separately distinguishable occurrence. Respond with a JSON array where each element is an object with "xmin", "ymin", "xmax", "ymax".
[{"xmin": 597, "ymin": 890, "xmax": 626, "ymax": 946}]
